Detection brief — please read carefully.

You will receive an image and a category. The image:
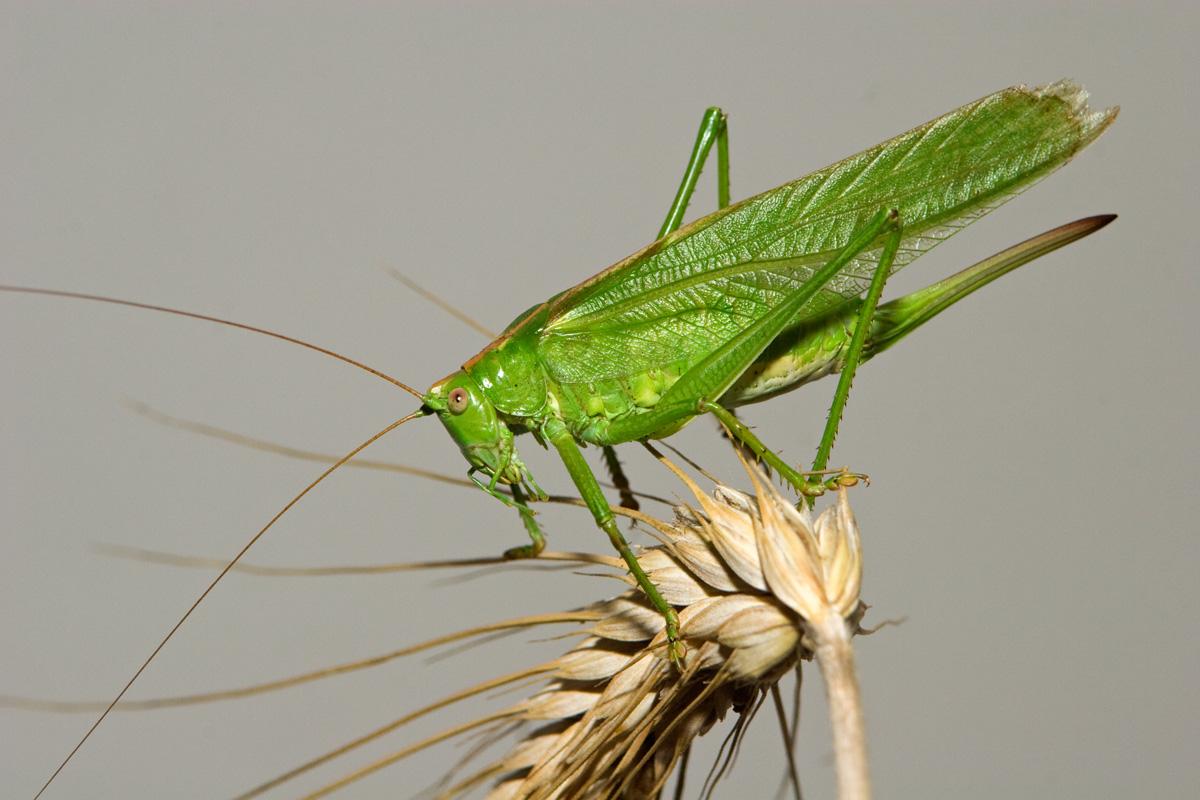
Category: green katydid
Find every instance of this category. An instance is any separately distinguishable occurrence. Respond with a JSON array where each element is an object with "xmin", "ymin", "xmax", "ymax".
[
  {"xmin": 421, "ymin": 79, "xmax": 1116, "ymax": 653},
  {"xmin": 5, "ymin": 79, "xmax": 1117, "ymax": 795}
]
